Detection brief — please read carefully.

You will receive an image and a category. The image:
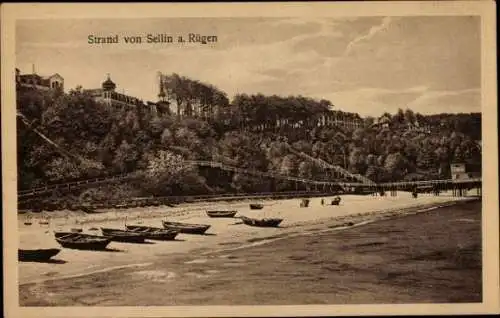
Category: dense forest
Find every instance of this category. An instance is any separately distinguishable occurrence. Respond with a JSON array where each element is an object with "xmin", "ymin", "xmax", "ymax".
[{"xmin": 16, "ymin": 74, "xmax": 482, "ymax": 204}]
